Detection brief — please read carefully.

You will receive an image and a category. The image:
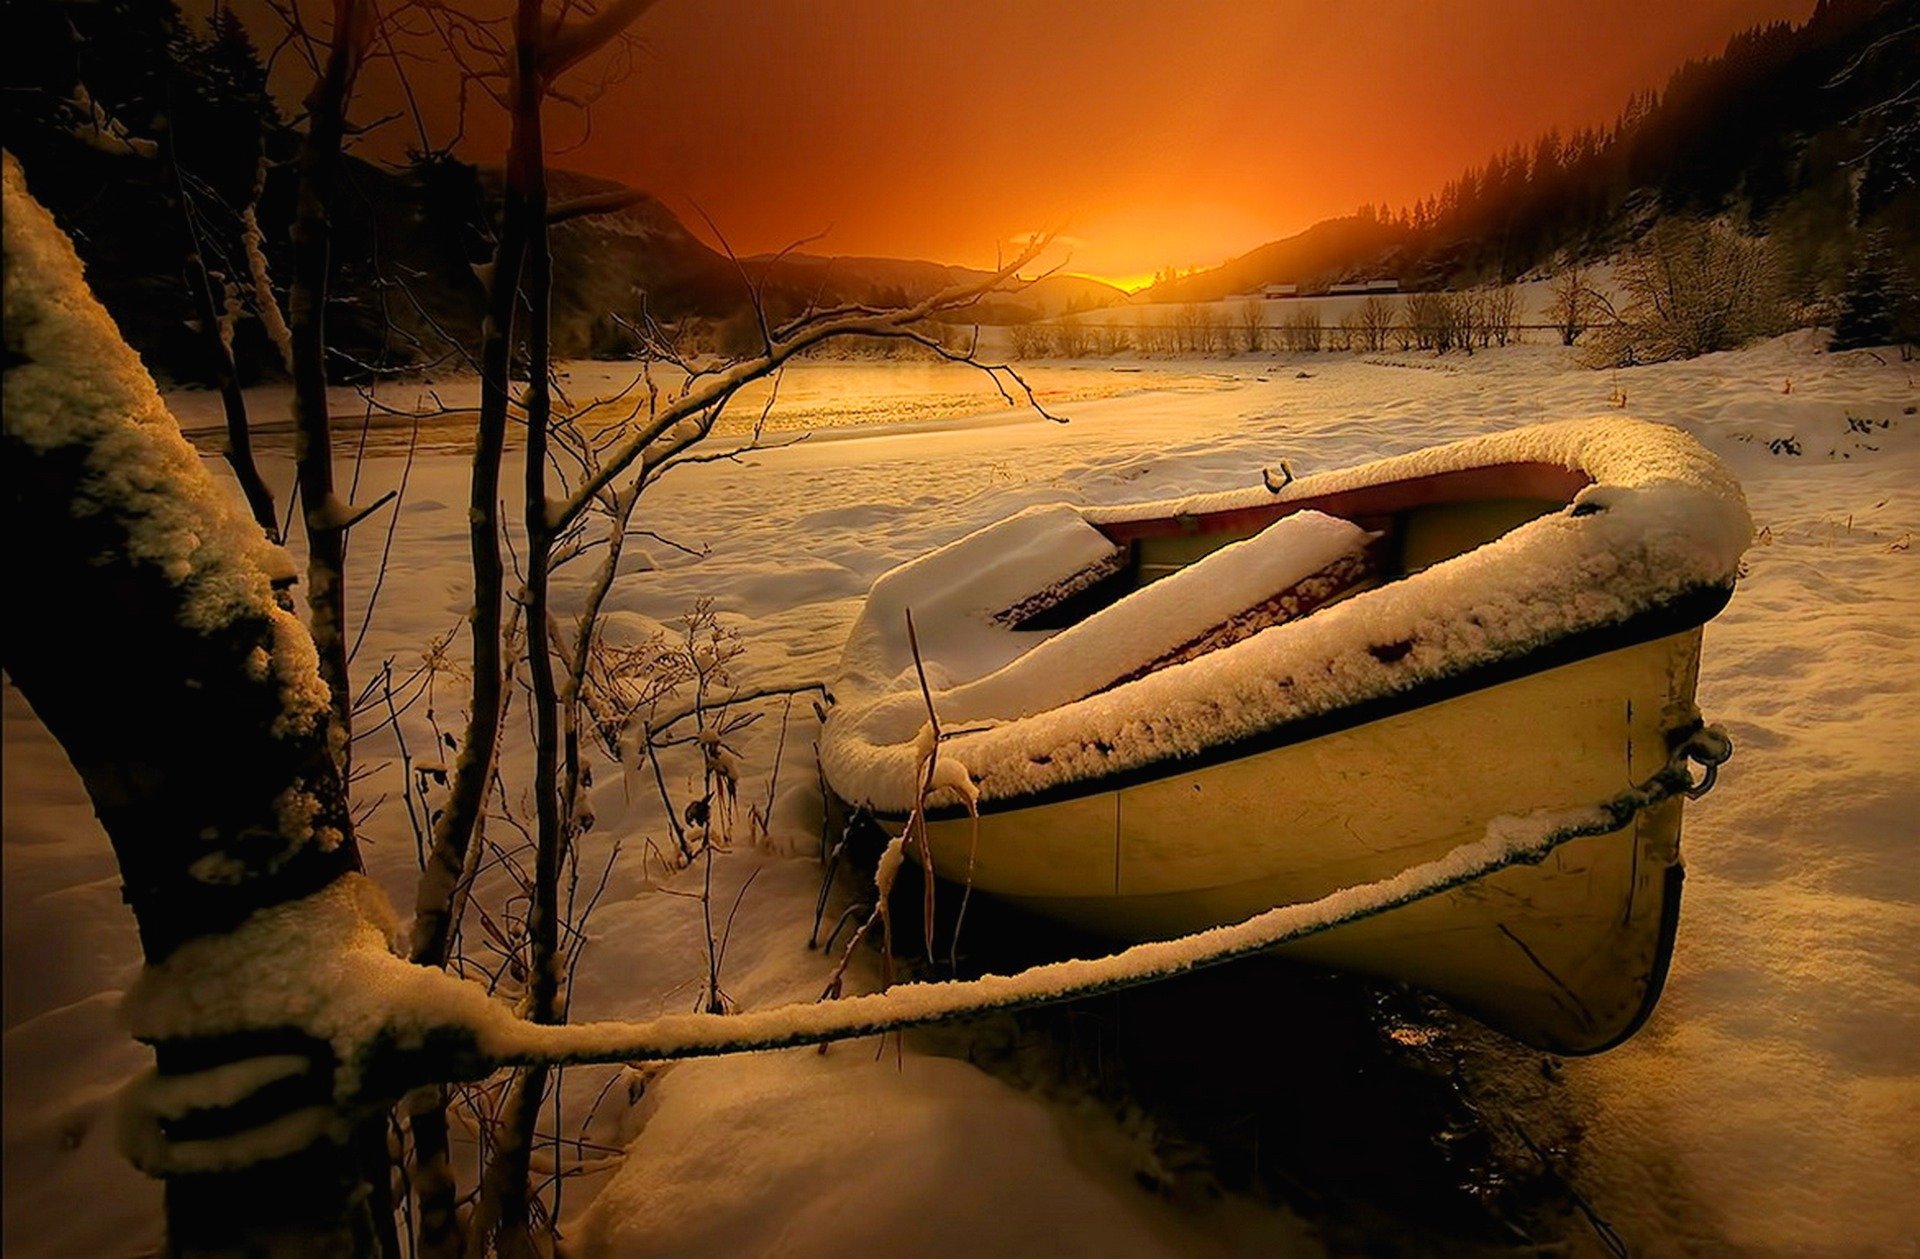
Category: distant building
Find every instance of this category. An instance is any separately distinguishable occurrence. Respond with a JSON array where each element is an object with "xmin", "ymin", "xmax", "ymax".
[
  {"xmin": 1257, "ymin": 283, "xmax": 1298, "ymax": 299},
  {"xmin": 1328, "ymin": 279, "xmax": 1401, "ymax": 296}
]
